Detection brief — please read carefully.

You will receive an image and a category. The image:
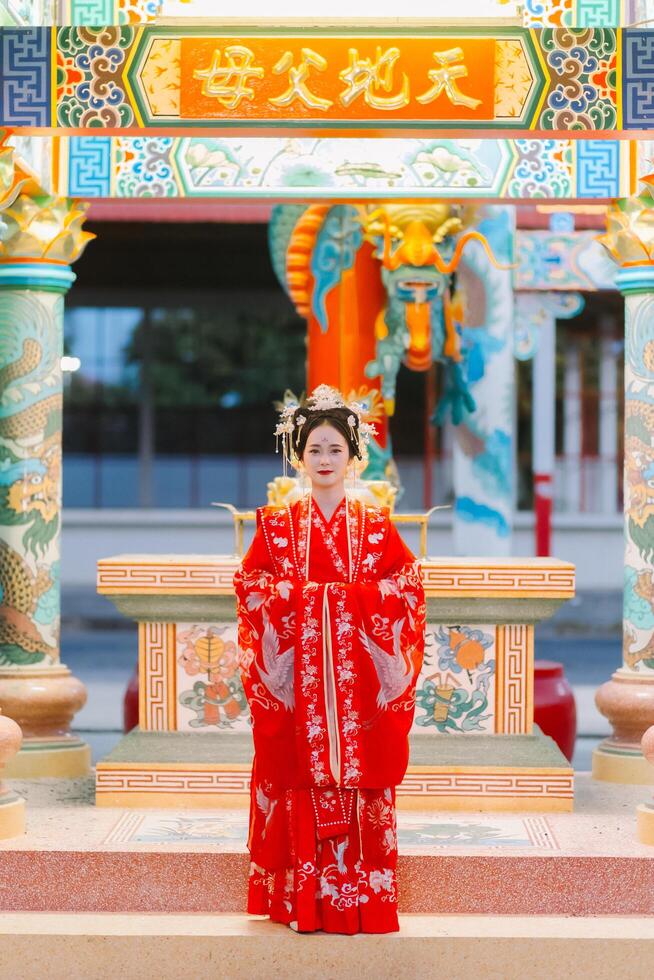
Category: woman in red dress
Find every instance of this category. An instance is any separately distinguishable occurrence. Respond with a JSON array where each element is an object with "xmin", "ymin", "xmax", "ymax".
[{"xmin": 235, "ymin": 386, "xmax": 425, "ymax": 934}]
